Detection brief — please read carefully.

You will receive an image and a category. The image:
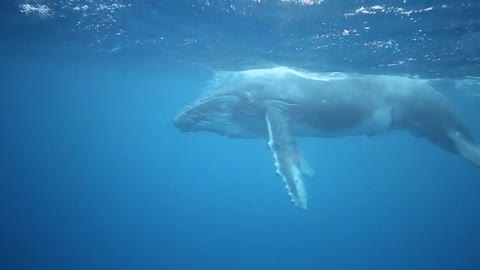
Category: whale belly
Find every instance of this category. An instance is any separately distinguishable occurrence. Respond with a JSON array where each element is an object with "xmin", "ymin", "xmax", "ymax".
[{"xmin": 293, "ymin": 106, "xmax": 393, "ymax": 138}]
